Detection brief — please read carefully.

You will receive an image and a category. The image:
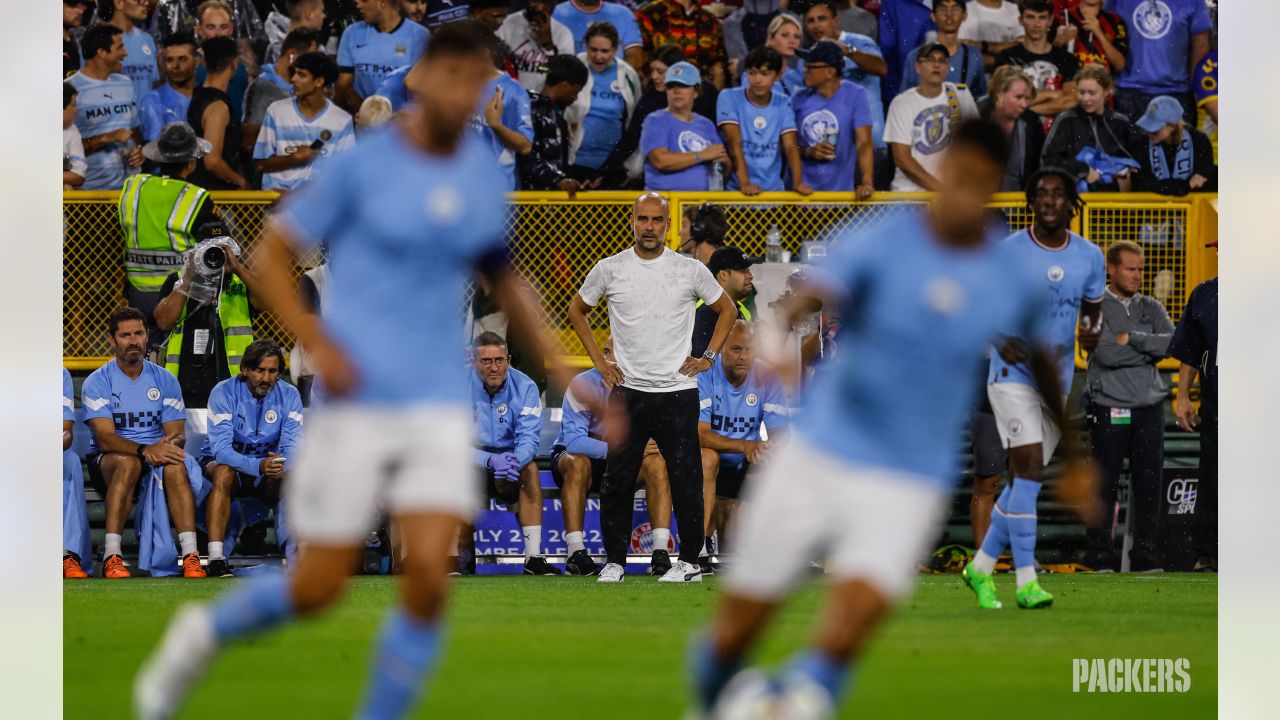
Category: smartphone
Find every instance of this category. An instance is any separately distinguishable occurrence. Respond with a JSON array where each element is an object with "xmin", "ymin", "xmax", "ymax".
[
  {"xmin": 270, "ymin": 456, "xmax": 286, "ymax": 467},
  {"xmin": 309, "ymin": 139, "xmax": 324, "ymax": 150}
]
